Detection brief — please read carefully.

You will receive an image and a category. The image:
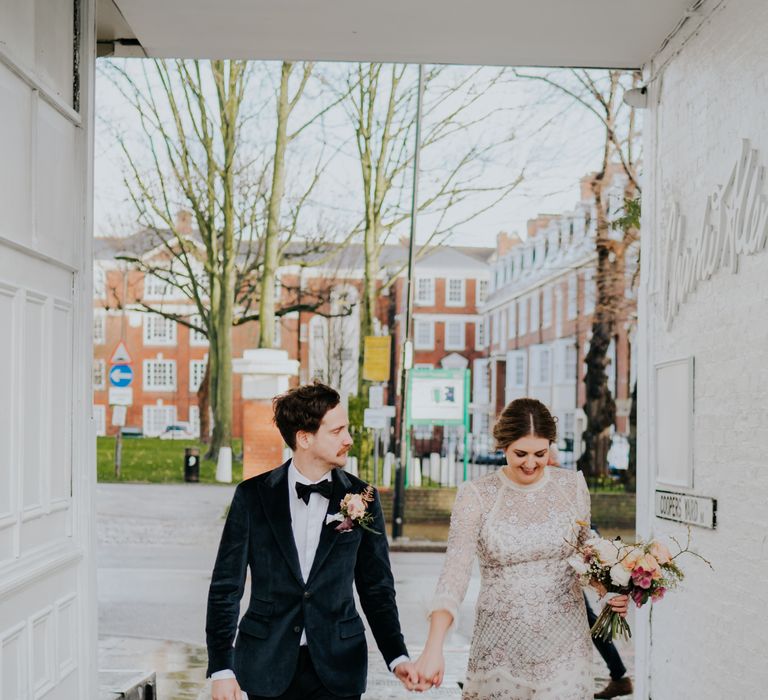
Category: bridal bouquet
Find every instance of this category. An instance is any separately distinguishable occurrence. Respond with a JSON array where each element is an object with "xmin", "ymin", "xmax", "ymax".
[{"xmin": 568, "ymin": 527, "xmax": 707, "ymax": 642}]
